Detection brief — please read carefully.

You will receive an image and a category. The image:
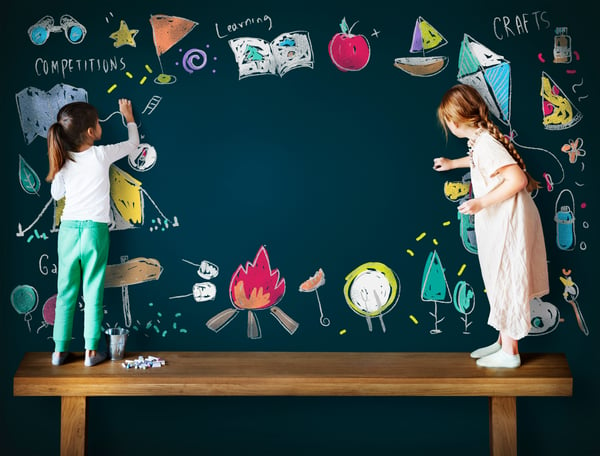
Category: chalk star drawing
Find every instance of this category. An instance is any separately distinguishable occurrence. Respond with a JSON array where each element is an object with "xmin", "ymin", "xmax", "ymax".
[{"xmin": 110, "ymin": 20, "xmax": 139, "ymax": 48}]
